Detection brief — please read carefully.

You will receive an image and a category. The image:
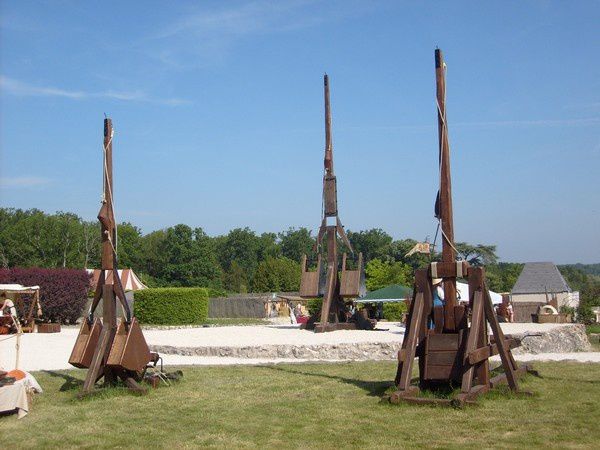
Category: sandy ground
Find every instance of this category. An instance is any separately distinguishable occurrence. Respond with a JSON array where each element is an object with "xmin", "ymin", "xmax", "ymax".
[{"xmin": 1, "ymin": 322, "xmax": 596, "ymax": 372}]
